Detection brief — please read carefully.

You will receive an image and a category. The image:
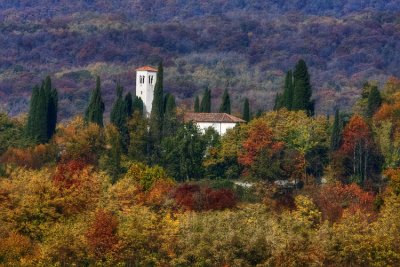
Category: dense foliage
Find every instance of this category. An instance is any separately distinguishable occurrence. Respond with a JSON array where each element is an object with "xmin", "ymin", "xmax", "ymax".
[{"xmin": 2, "ymin": 73, "xmax": 400, "ymax": 265}]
